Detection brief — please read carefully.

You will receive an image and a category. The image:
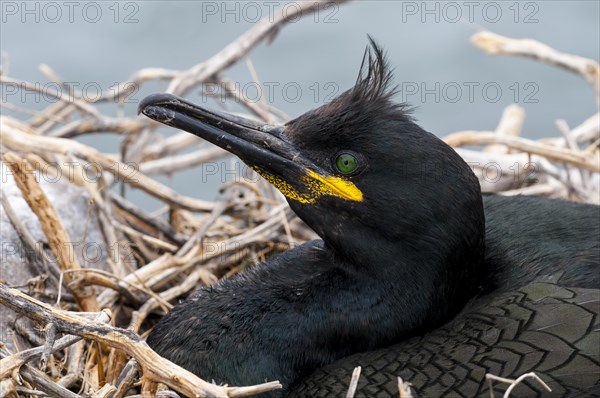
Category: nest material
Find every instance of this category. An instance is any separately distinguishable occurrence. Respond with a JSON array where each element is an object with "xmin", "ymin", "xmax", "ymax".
[{"xmin": 0, "ymin": 3, "xmax": 599, "ymax": 397}]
